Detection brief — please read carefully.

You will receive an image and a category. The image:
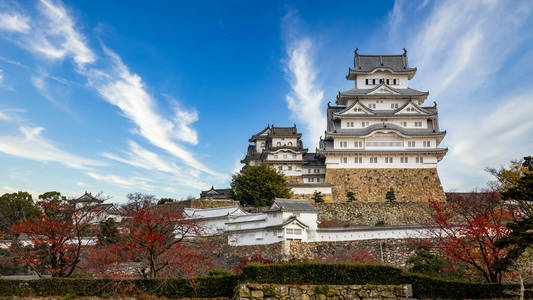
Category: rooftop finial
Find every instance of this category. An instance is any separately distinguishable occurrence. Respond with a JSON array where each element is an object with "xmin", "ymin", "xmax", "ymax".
[
  {"xmin": 403, "ymin": 48, "xmax": 407, "ymax": 55},
  {"xmin": 354, "ymin": 48, "xmax": 358, "ymax": 55}
]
